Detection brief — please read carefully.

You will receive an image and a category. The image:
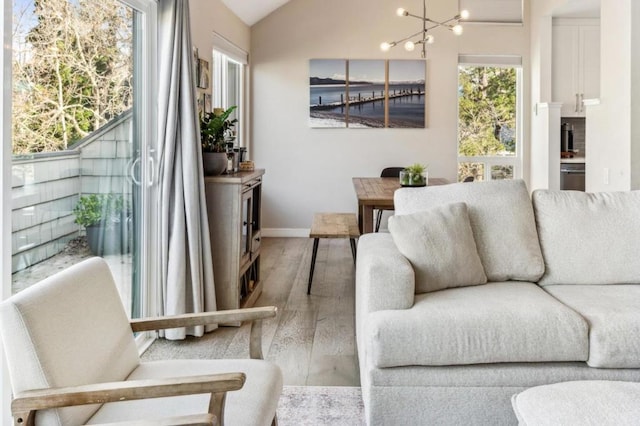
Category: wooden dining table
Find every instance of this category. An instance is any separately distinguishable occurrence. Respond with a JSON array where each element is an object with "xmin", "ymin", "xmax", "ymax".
[{"xmin": 352, "ymin": 177, "xmax": 449, "ymax": 234}]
